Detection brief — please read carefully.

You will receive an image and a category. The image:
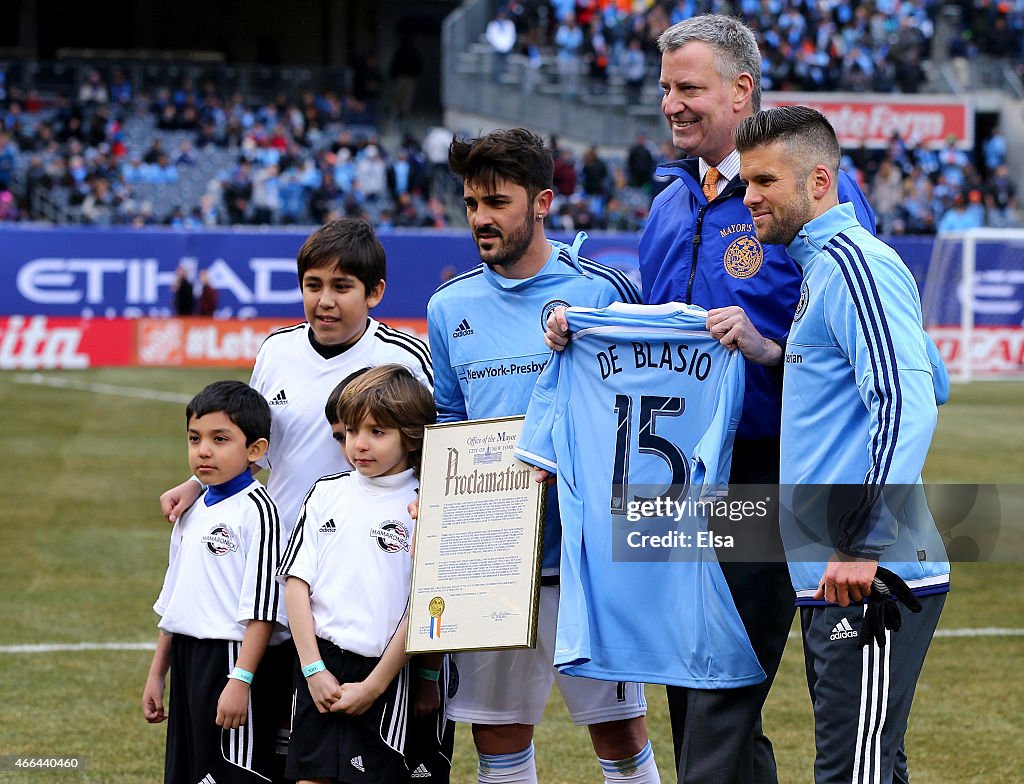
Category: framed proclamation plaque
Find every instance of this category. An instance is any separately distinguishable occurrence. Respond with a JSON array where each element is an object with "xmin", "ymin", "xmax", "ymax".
[{"xmin": 406, "ymin": 416, "xmax": 545, "ymax": 654}]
